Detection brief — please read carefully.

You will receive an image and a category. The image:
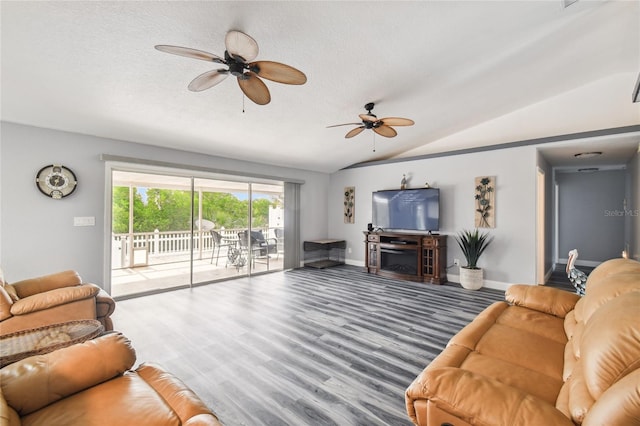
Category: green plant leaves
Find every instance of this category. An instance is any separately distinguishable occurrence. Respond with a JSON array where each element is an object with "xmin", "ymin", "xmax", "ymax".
[{"xmin": 455, "ymin": 228, "xmax": 493, "ymax": 269}]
